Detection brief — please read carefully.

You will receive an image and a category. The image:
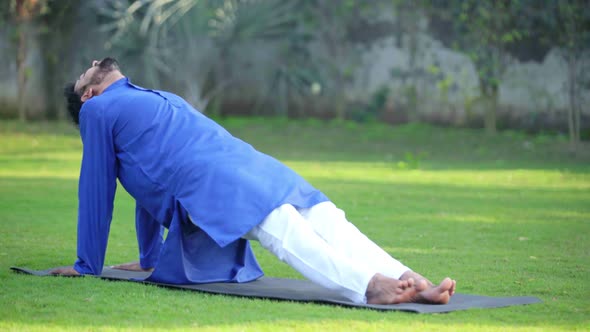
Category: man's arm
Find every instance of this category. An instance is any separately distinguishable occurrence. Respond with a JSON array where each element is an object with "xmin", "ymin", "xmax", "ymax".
[{"xmin": 66, "ymin": 103, "xmax": 118, "ymax": 276}]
